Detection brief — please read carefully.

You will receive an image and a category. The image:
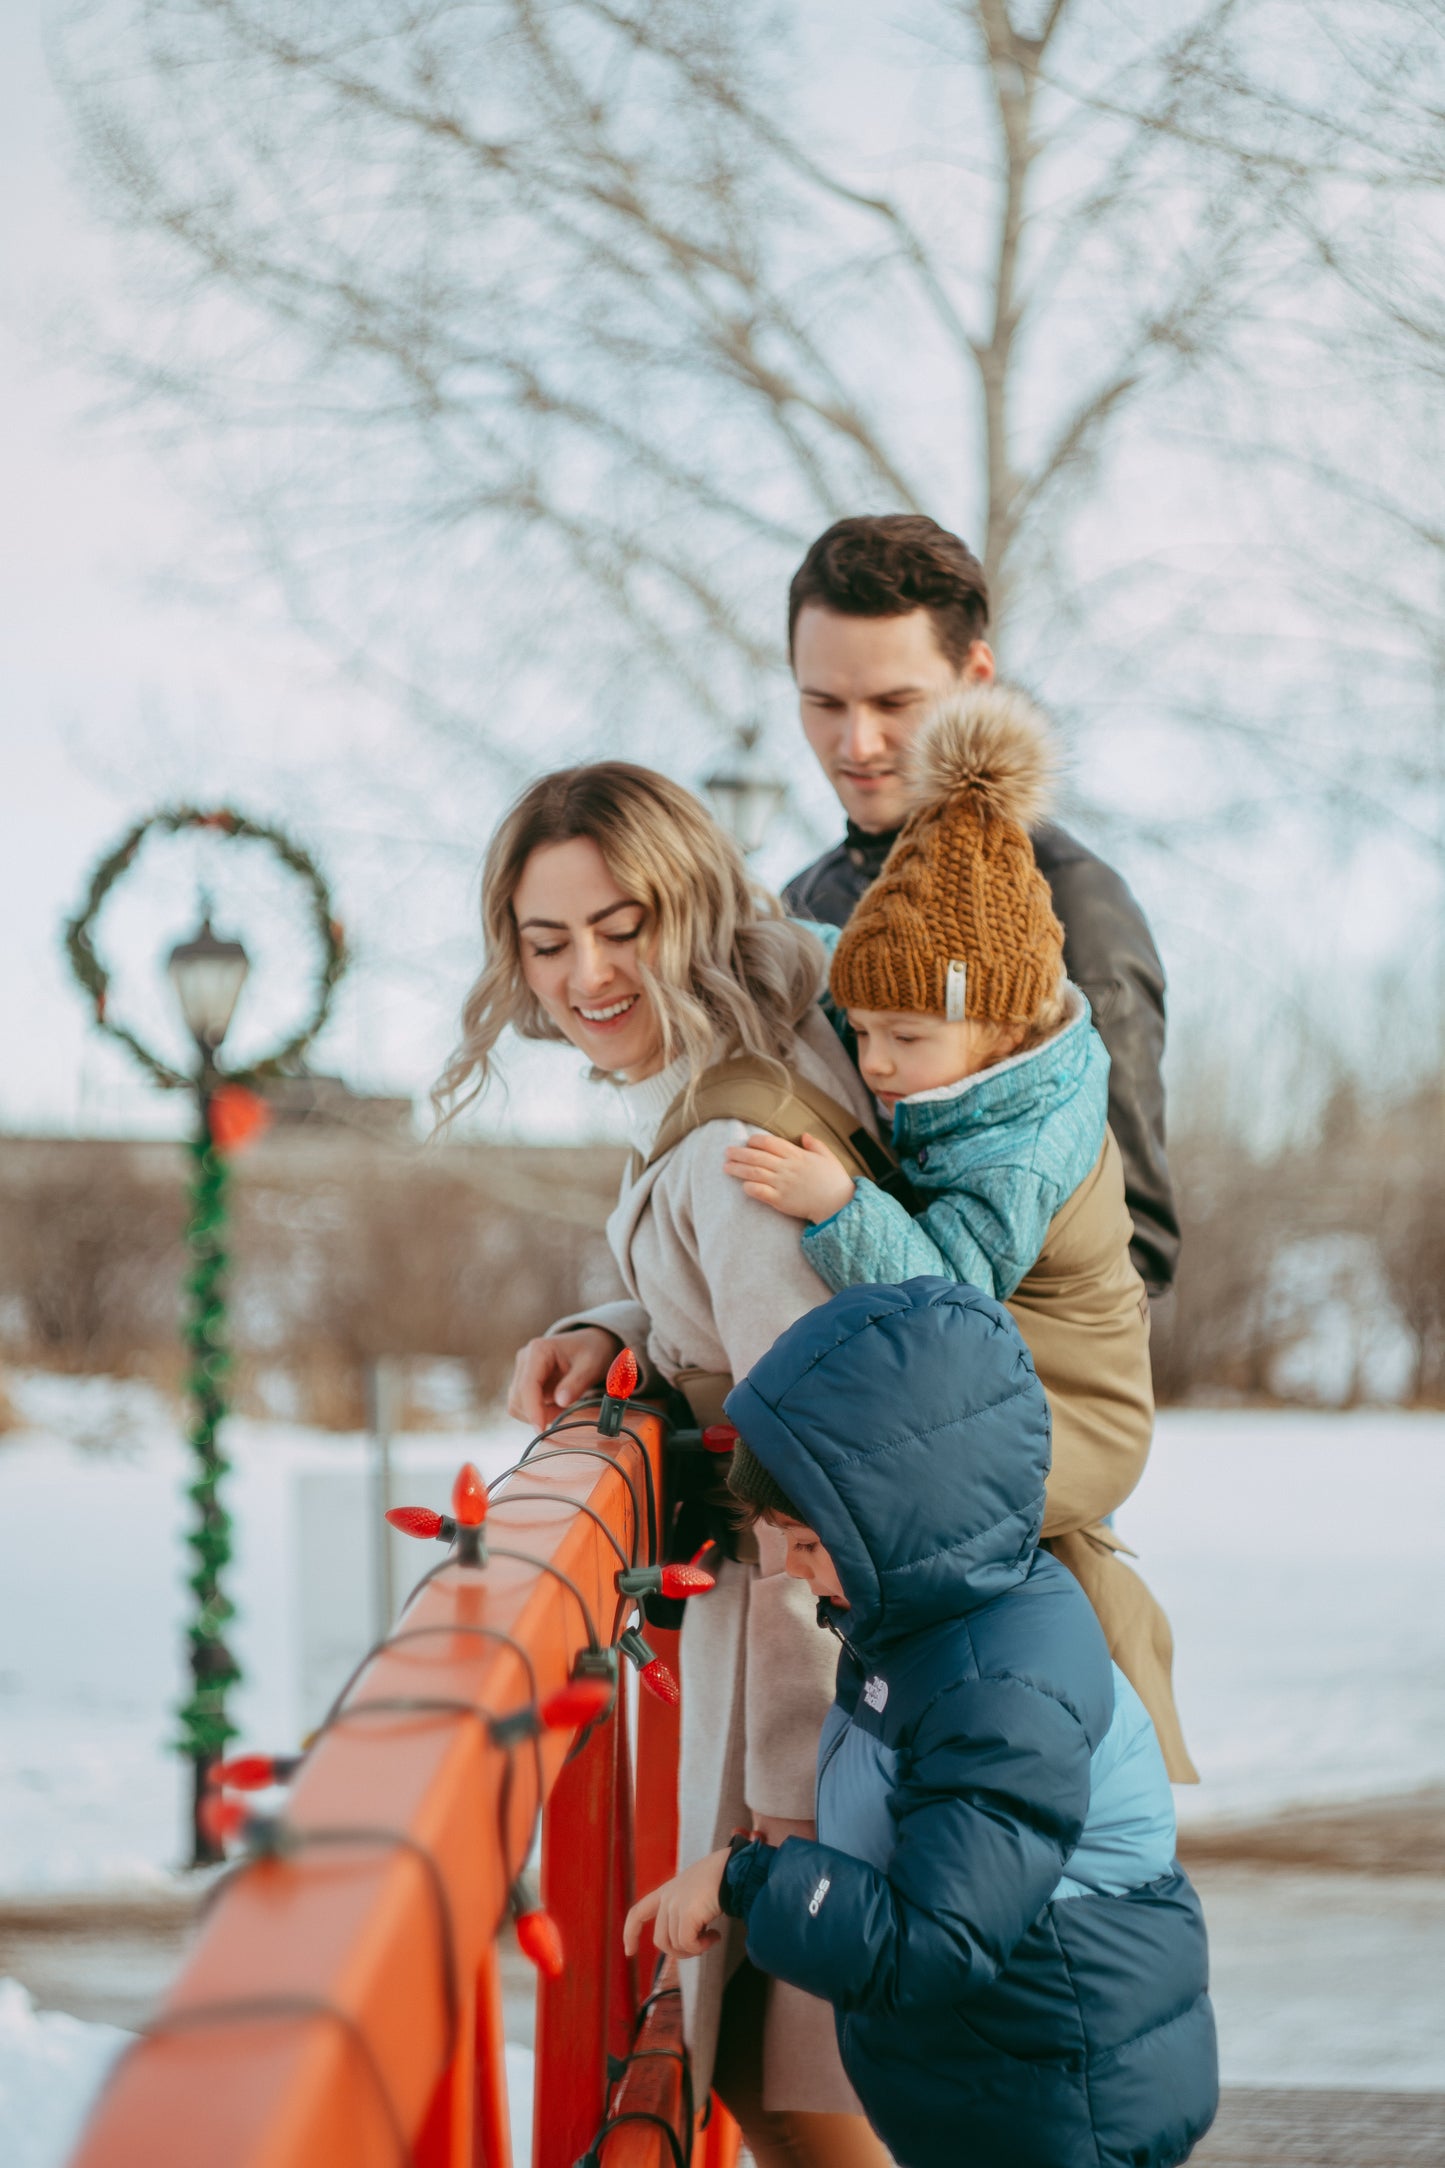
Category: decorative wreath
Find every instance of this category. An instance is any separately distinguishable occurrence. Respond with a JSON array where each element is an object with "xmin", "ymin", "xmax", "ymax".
[{"xmin": 64, "ymin": 805, "xmax": 348, "ymax": 1093}]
